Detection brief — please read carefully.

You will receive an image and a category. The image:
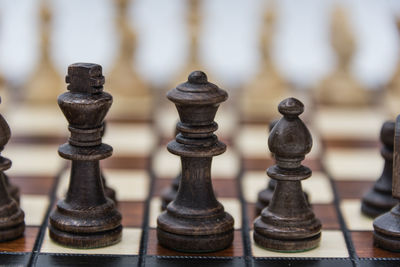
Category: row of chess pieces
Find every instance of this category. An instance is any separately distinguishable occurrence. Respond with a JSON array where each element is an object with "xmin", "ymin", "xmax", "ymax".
[
  {"xmin": 2, "ymin": 0, "xmax": 400, "ymax": 123},
  {"xmin": 1, "ymin": 62, "xmax": 400, "ymax": 253}
]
